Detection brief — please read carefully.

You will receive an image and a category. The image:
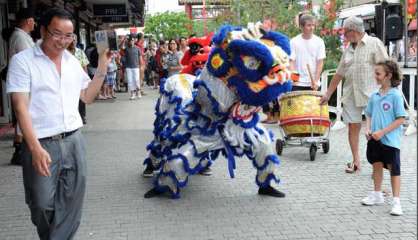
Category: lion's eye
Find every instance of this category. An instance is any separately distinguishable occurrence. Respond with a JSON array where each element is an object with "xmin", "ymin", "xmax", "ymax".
[{"xmin": 241, "ymin": 55, "xmax": 260, "ymax": 70}]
